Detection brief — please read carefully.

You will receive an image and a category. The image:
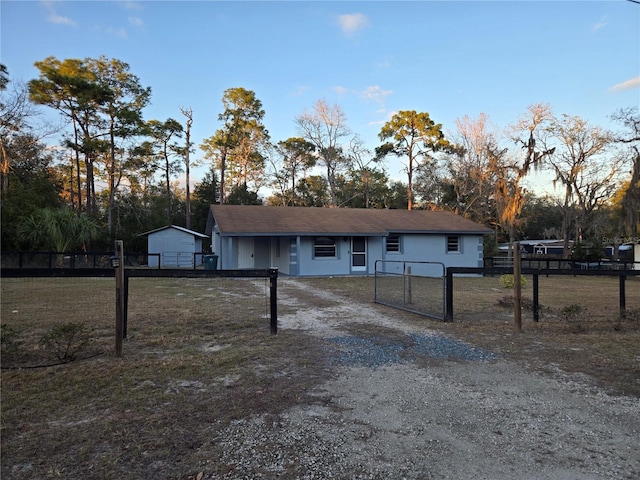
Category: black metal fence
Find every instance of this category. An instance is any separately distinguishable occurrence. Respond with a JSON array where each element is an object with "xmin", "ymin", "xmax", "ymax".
[
  {"xmin": 445, "ymin": 267, "xmax": 640, "ymax": 322},
  {"xmin": 485, "ymin": 256, "xmax": 639, "ymax": 270},
  {"xmin": 1, "ymin": 267, "xmax": 279, "ymax": 343},
  {"xmin": 0, "ymin": 251, "xmax": 218, "ymax": 269},
  {"xmin": 373, "ymin": 259, "xmax": 639, "ymax": 322}
]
